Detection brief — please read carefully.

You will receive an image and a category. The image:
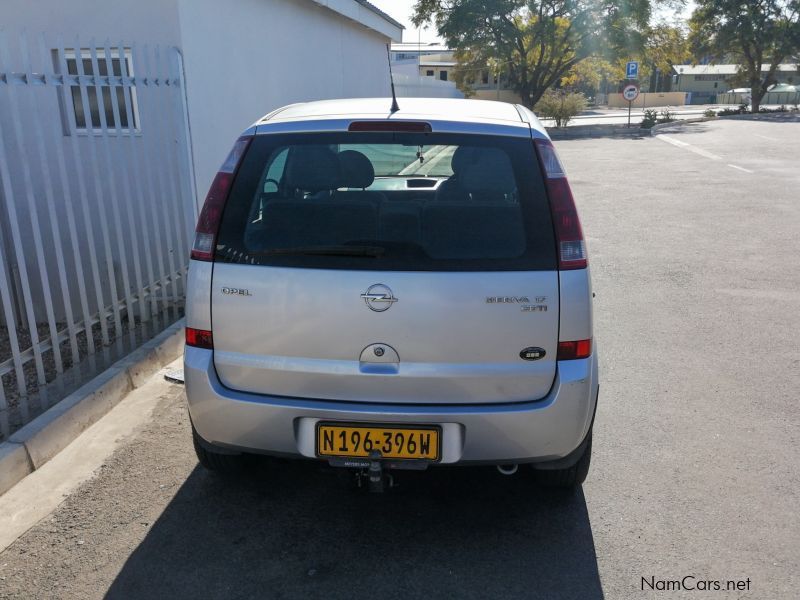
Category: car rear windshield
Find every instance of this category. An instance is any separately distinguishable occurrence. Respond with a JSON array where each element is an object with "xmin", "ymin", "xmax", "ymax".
[{"xmin": 215, "ymin": 132, "xmax": 556, "ymax": 271}]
